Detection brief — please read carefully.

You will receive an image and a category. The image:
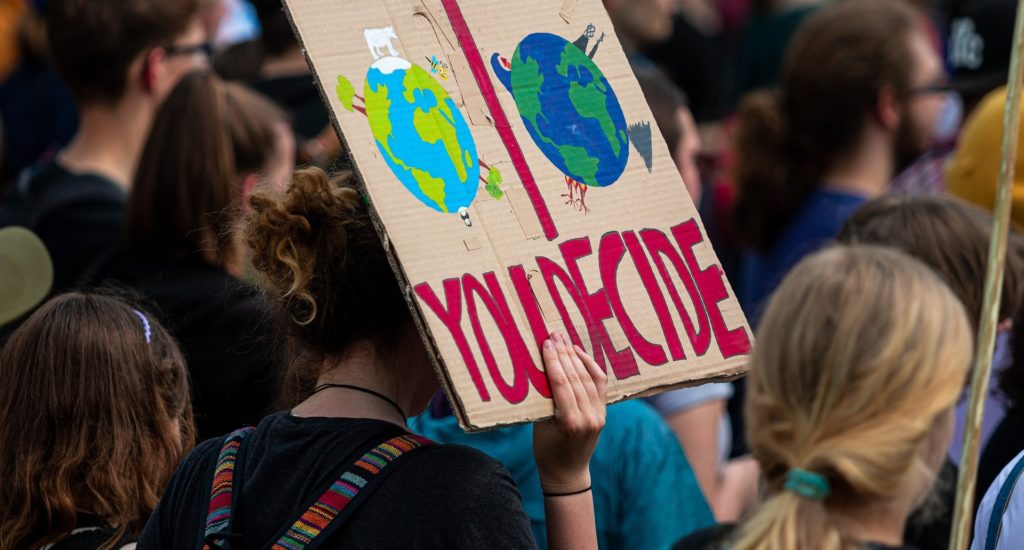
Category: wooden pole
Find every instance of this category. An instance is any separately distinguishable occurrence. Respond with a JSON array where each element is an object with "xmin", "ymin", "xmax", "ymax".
[{"xmin": 949, "ymin": 2, "xmax": 1024, "ymax": 548}]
